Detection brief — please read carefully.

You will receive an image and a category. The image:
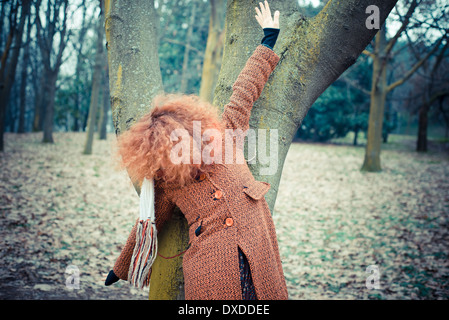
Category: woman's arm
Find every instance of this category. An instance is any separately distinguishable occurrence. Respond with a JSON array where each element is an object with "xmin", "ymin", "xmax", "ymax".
[{"xmin": 221, "ymin": 1, "xmax": 280, "ymax": 131}]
